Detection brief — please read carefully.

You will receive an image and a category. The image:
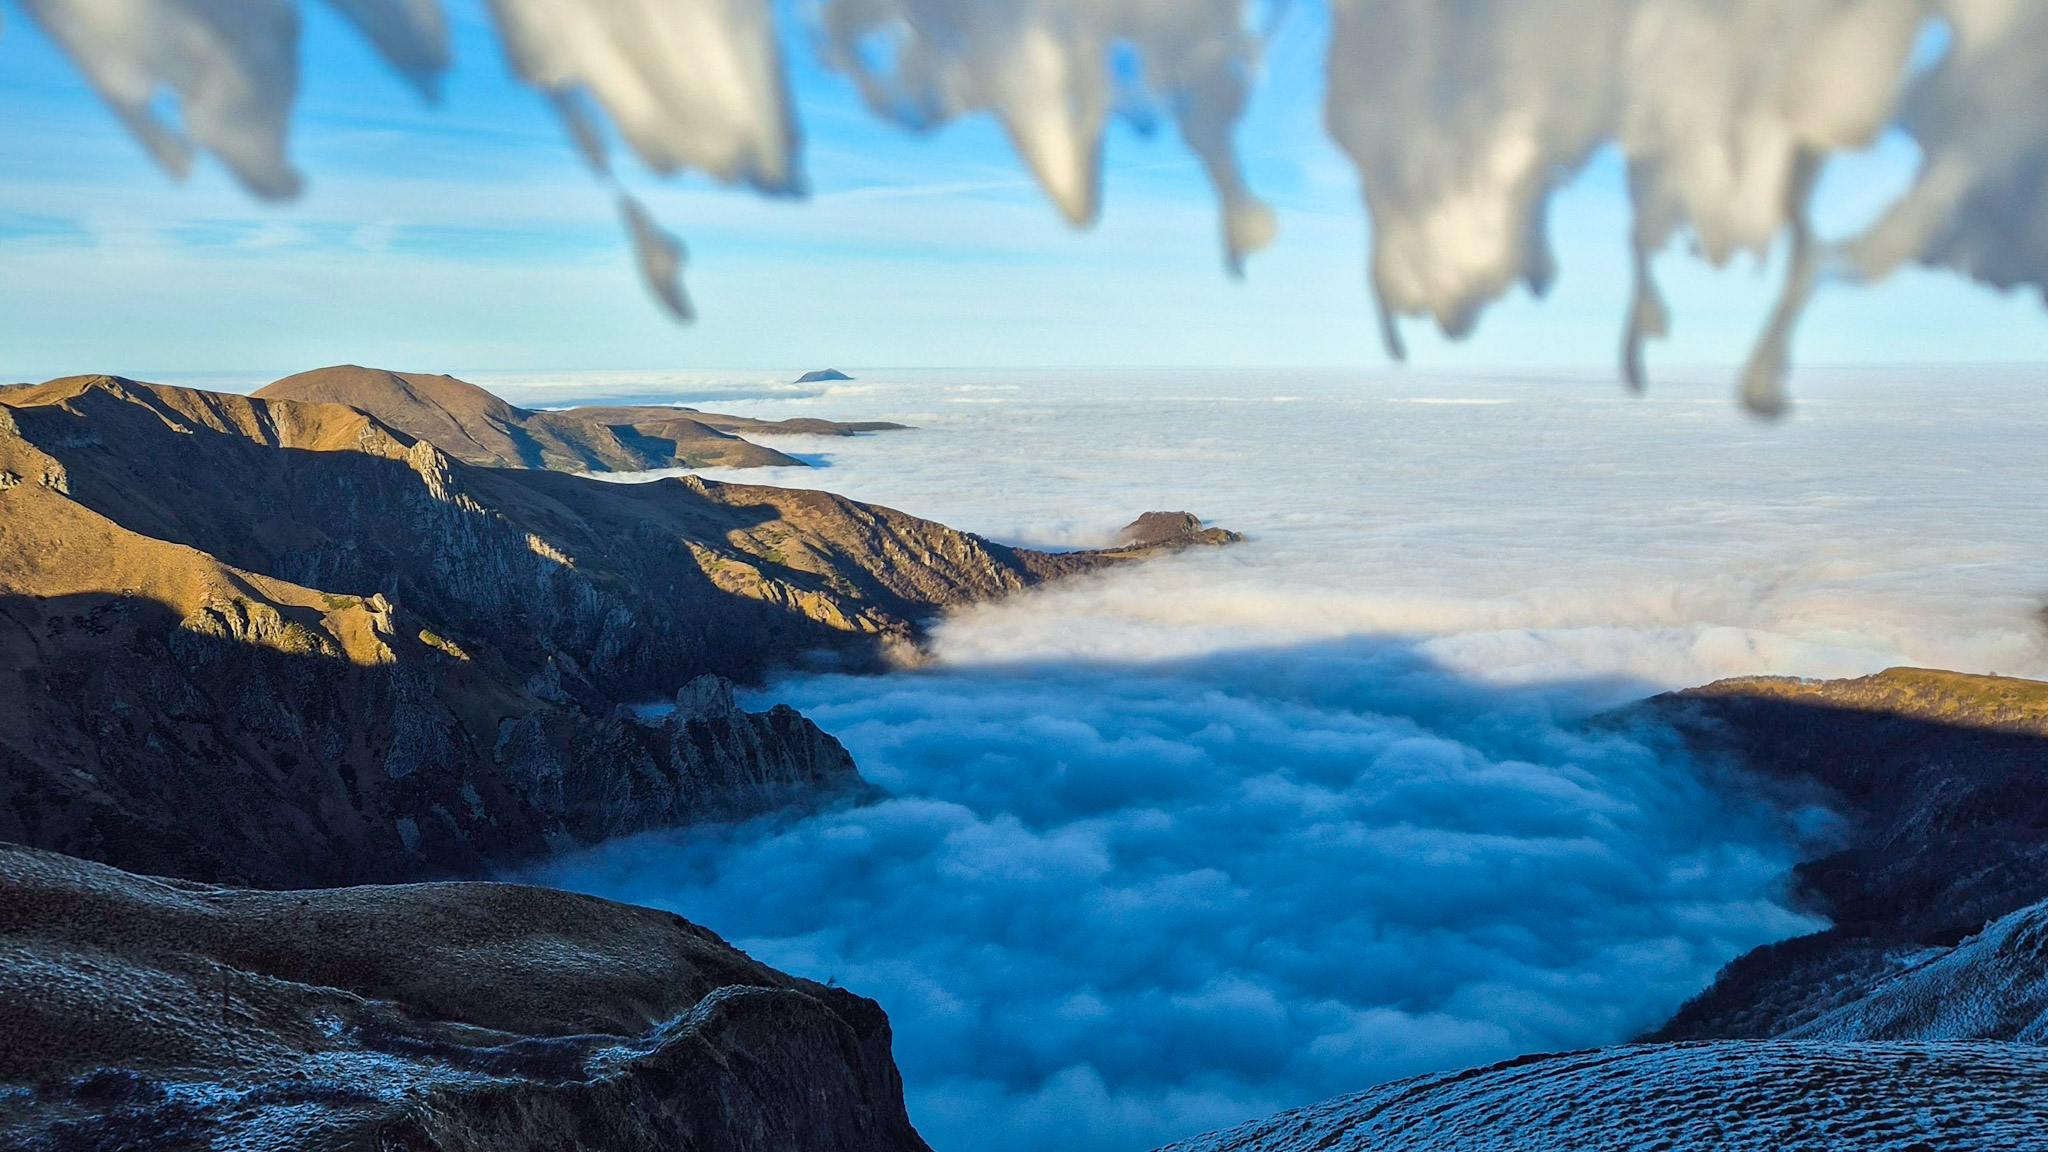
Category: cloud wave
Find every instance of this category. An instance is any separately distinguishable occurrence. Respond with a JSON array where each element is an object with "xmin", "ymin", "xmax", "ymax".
[{"xmin": 536, "ymin": 640, "xmax": 1818, "ymax": 1151}]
